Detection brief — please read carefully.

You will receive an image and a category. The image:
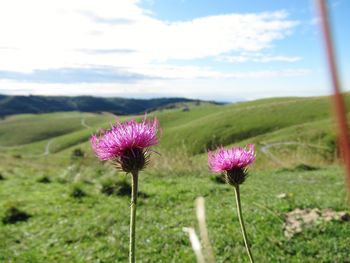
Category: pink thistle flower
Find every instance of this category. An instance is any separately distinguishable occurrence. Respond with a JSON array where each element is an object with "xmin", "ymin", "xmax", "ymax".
[
  {"xmin": 208, "ymin": 144, "xmax": 255, "ymax": 185},
  {"xmin": 91, "ymin": 117, "xmax": 159, "ymax": 173}
]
